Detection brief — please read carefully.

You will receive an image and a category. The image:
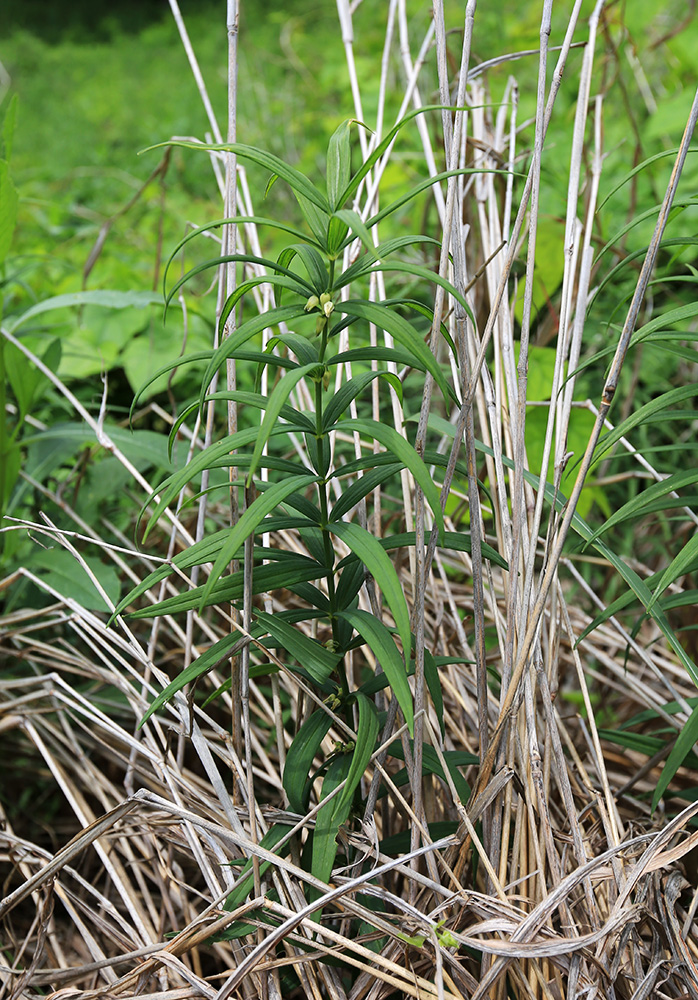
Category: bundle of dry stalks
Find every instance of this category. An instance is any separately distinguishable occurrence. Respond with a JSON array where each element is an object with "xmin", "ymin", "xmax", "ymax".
[{"xmin": 3, "ymin": 2, "xmax": 698, "ymax": 999}]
